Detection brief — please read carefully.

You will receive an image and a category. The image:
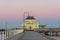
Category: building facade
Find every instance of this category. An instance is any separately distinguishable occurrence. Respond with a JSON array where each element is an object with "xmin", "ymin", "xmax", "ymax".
[
  {"xmin": 21, "ymin": 16, "xmax": 47, "ymax": 31},
  {"xmin": 22, "ymin": 16, "xmax": 39, "ymax": 30}
]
